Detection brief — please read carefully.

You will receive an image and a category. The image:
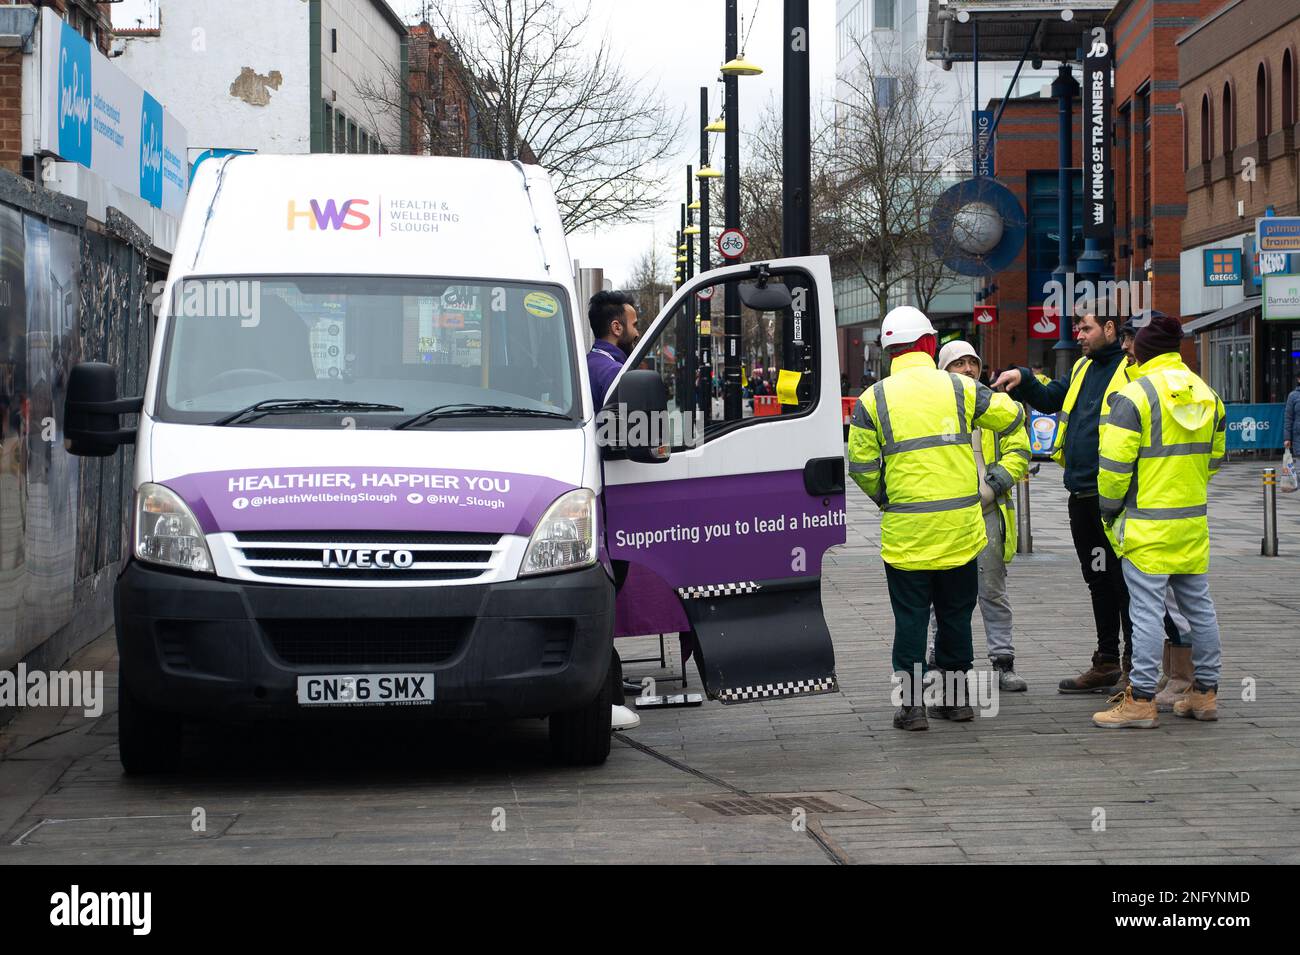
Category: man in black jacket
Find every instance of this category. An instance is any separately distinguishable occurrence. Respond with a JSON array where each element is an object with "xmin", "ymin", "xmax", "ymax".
[{"xmin": 993, "ymin": 306, "xmax": 1133, "ymax": 693}]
